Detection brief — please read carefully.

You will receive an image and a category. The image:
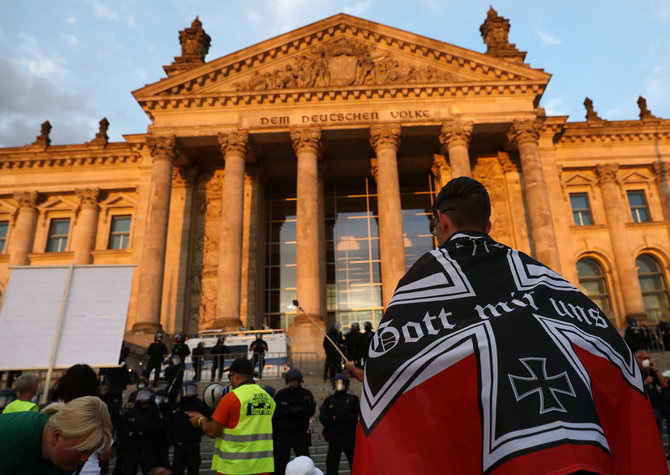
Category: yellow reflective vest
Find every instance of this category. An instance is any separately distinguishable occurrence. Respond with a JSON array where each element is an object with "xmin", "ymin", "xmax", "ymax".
[
  {"xmin": 212, "ymin": 383, "xmax": 276, "ymax": 475},
  {"xmin": 2, "ymin": 399, "xmax": 39, "ymax": 414}
]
